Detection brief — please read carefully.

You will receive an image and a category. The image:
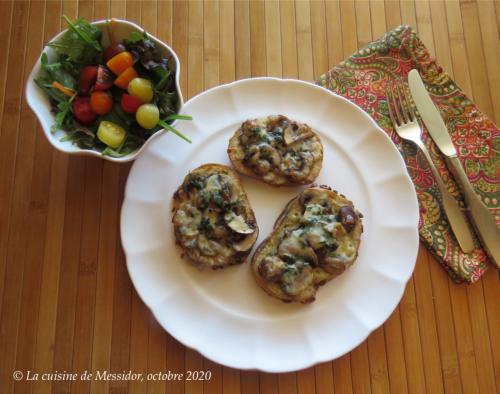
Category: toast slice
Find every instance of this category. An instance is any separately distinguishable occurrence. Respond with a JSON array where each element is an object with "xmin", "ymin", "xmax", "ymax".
[
  {"xmin": 252, "ymin": 186, "xmax": 363, "ymax": 303},
  {"xmin": 228, "ymin": 115, "xmax": 323, "ymax": 186},
  {"xmin": 172, "ymin": 164, "xmax": 259, "ymax": 270}
]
